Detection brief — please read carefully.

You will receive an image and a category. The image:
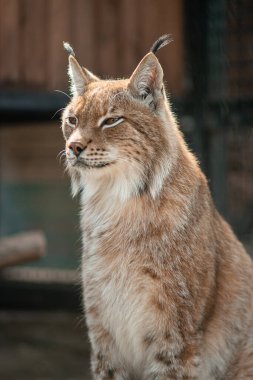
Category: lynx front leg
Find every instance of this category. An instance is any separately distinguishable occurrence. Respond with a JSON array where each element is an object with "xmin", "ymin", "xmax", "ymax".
[
  {"xmin": 88, "ymin": 318, "xmax": 128, "ymax": 380},
  {"xmin": 91, "ymin": 350, "xmax": 128, "ymax": 380},
  {"xmin": 144, "ymin": 360, "xmax": 199, "ymax": 380},
  {"xmin": 143, "ymin": 337, "xmax": 200, "ymax": 380}
]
